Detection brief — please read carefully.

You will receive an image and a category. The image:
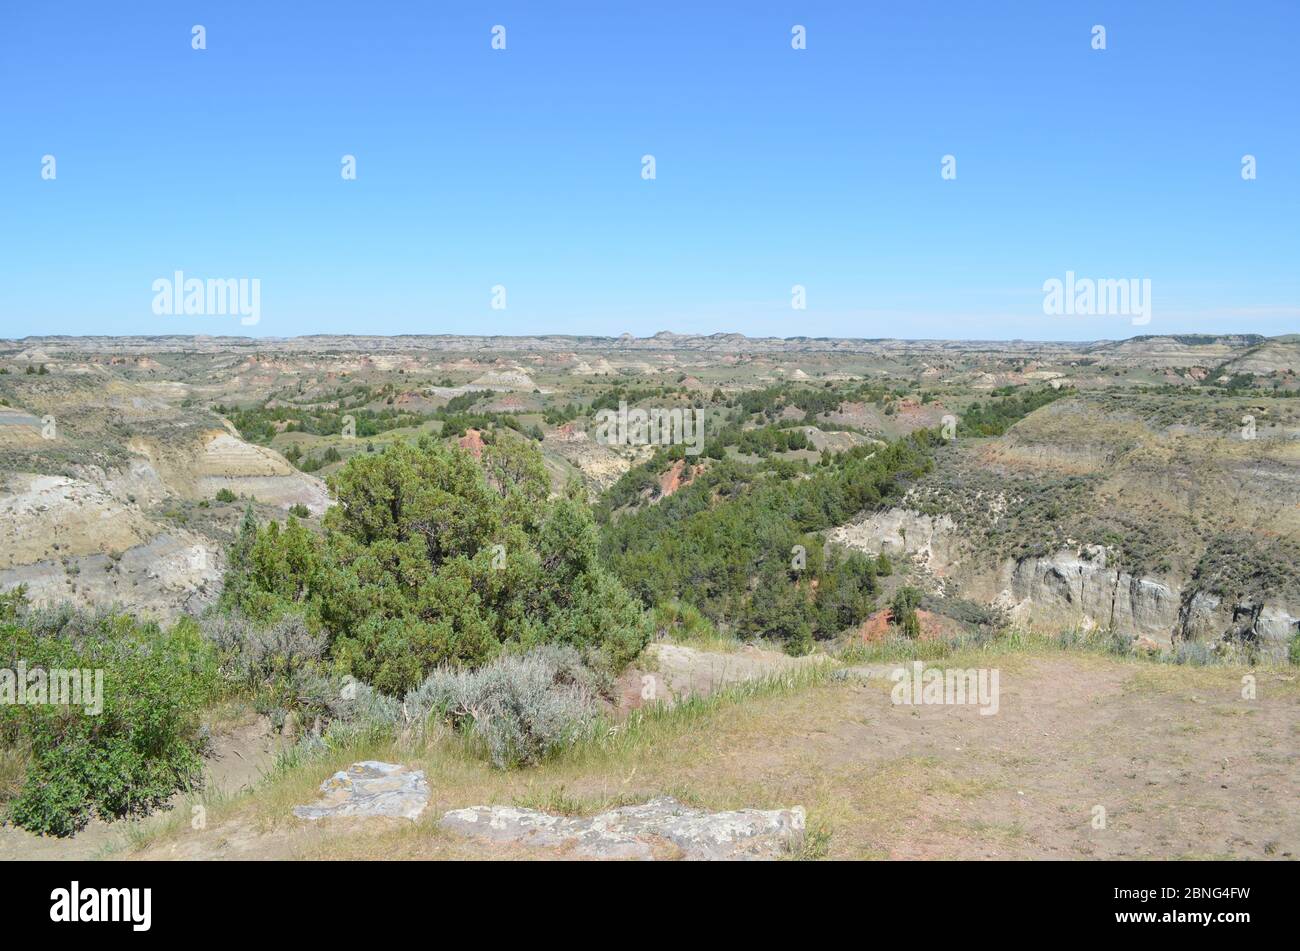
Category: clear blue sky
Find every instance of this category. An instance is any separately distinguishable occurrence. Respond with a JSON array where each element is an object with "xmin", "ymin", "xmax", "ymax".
[{"xmin": 2, "ymin": 1, "xmax": 1296, "ymax": 341}]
